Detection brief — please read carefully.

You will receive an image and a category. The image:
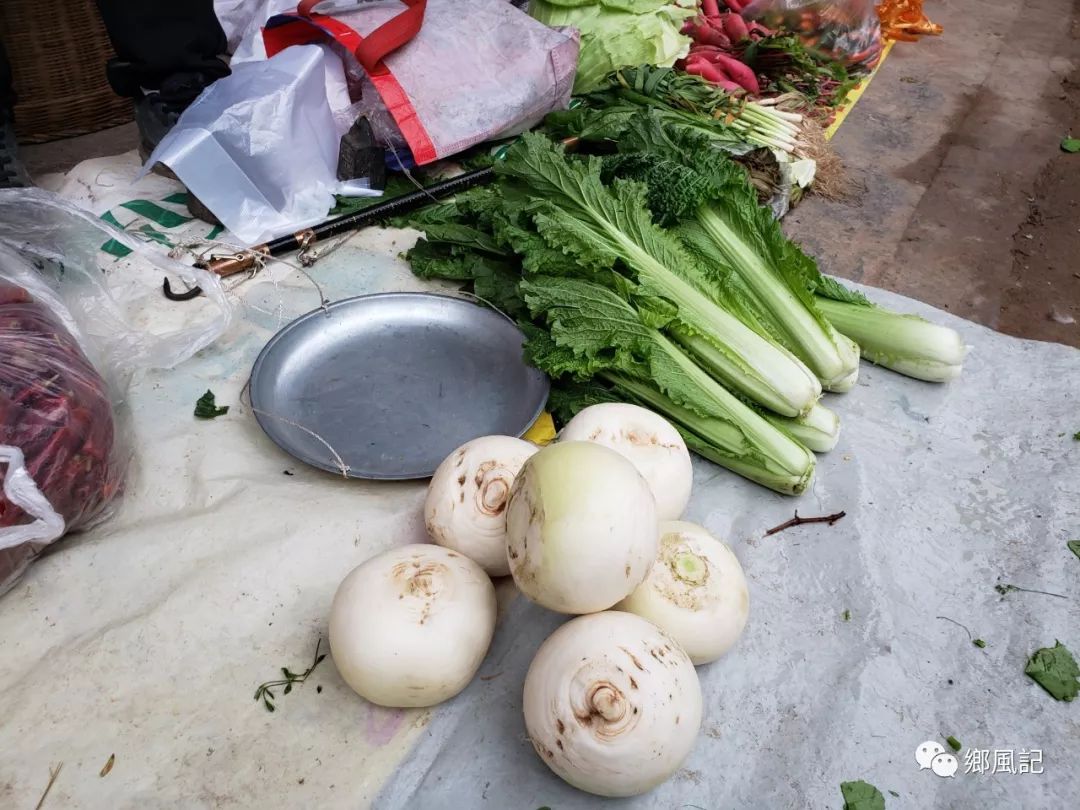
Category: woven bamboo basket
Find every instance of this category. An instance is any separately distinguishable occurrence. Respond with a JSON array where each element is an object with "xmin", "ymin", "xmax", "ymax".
[{"xmin": 1, "ymin": 0, "xmax": 133, "ymax": 143}]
